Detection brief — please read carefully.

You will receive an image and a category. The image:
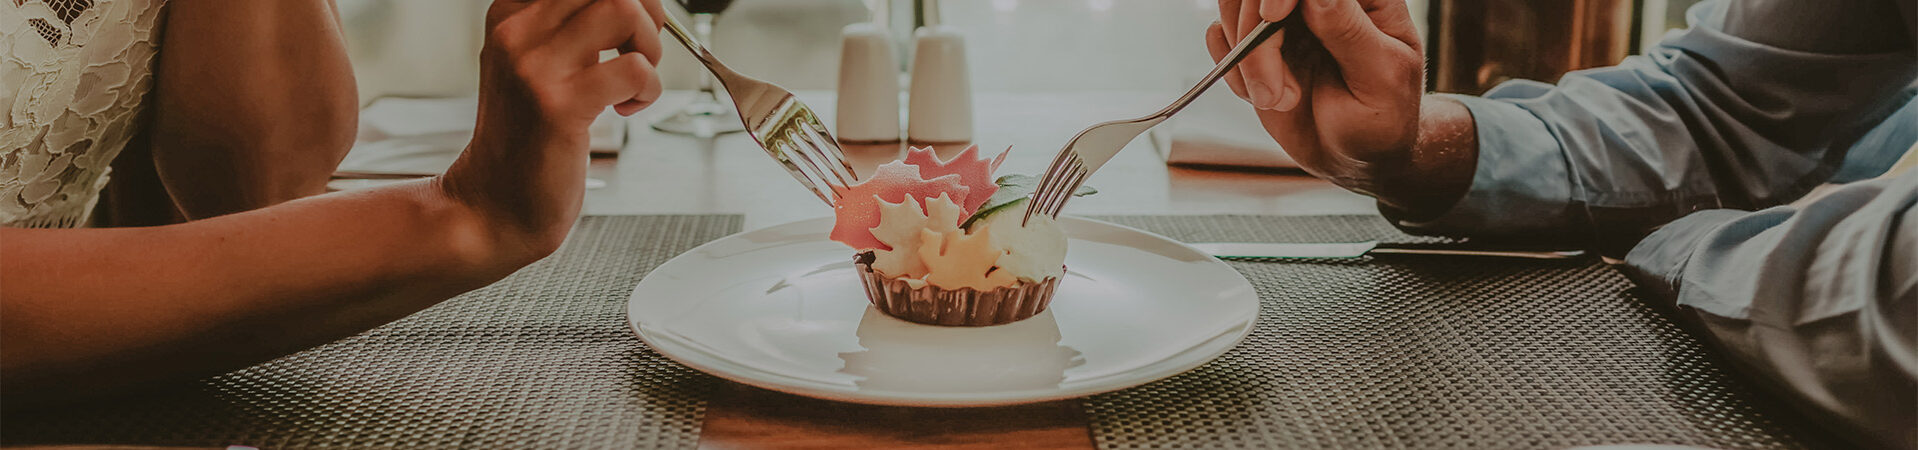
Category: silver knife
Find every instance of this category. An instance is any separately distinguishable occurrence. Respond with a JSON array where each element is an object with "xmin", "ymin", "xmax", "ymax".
[
  {"xmin": 331, "ymin": 170, "xmax": 438, "ymax": 180},
  {"xmin": 1190, "ymin": 241, "xmax": 1586, "ymax": 260}
]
